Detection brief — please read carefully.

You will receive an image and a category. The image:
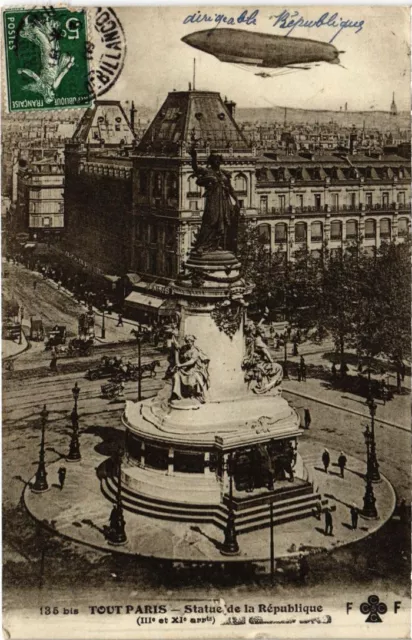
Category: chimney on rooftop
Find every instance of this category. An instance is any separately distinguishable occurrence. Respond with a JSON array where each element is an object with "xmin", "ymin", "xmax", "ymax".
[{"xmin": 224, "ymin": 98, "xmax": 236, "ymax": 118}]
